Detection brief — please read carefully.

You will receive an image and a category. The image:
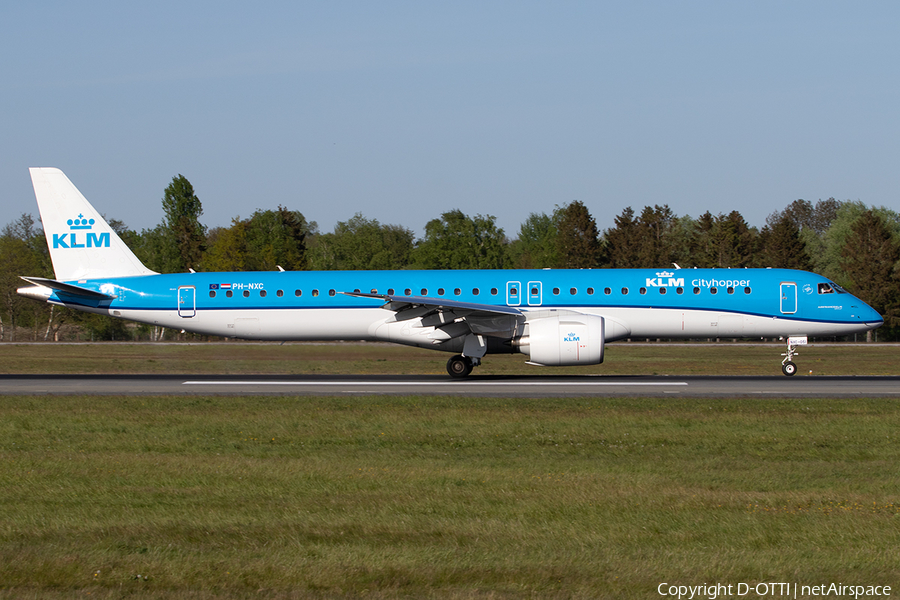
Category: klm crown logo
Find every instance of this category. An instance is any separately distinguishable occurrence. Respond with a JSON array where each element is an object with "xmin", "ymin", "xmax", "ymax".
[
  {"xmin": 53, "ymin": 214, "xmax": 110, "ymax": 249},
  {"xmin": 68, "ymin": 215, "xmax": 95, "ymax": 230}
]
